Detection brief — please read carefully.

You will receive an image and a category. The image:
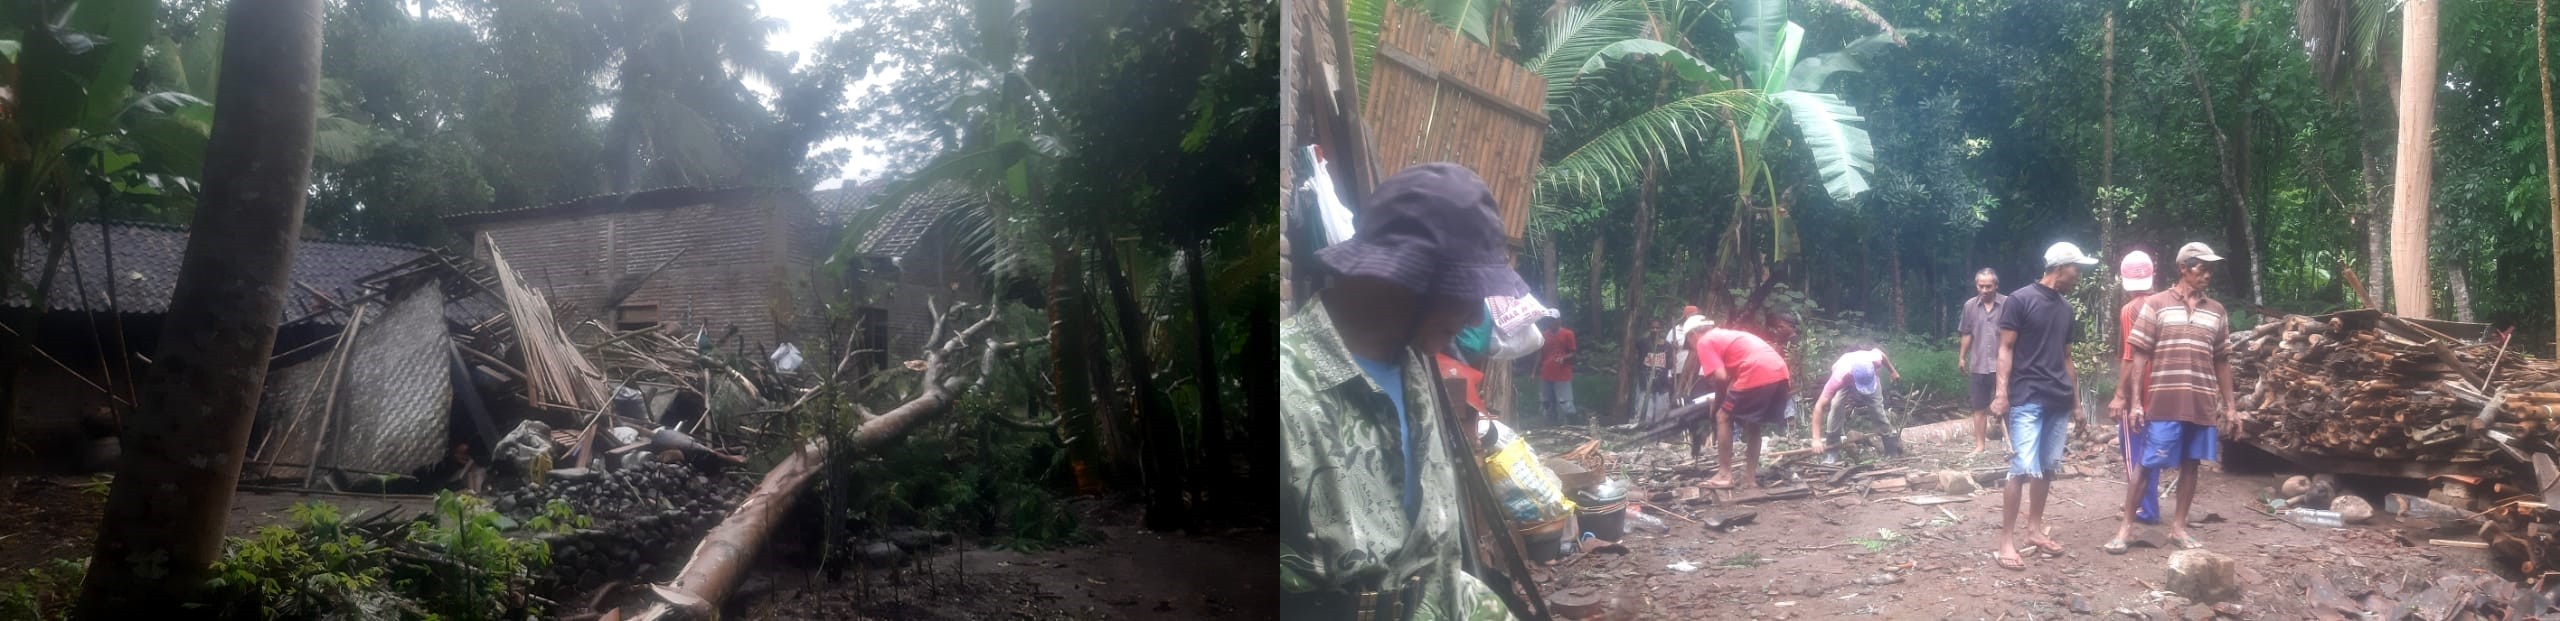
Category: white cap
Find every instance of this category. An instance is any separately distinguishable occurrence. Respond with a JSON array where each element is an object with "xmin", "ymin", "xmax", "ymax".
[{"xmin": 2043, "ymin": 242, "xmax": 2100, "ymax": 269}]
